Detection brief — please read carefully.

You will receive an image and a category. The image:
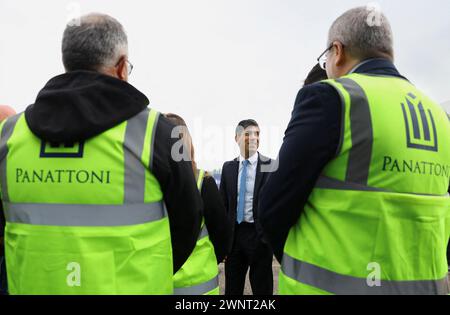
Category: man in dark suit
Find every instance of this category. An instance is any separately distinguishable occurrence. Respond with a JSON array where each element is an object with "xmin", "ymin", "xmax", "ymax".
[{"xmin": 220, "ymin": 119, "xmax": 273, "ymax": 295}]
